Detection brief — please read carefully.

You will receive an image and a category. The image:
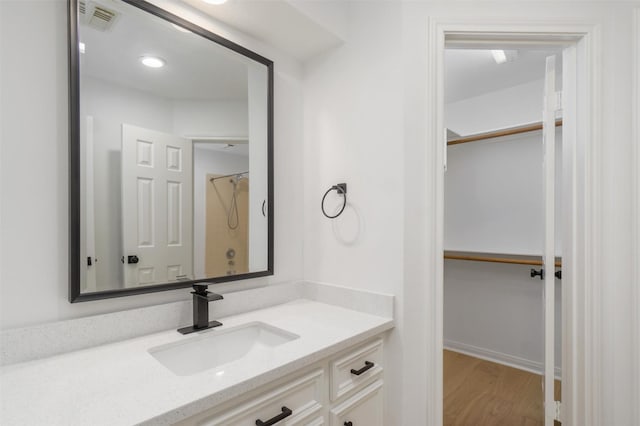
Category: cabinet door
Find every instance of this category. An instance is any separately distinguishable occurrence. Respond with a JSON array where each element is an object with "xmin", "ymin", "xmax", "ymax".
[{"xmin": 330, "ymin": 380, "xmax": 383, "ymax": 426}]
